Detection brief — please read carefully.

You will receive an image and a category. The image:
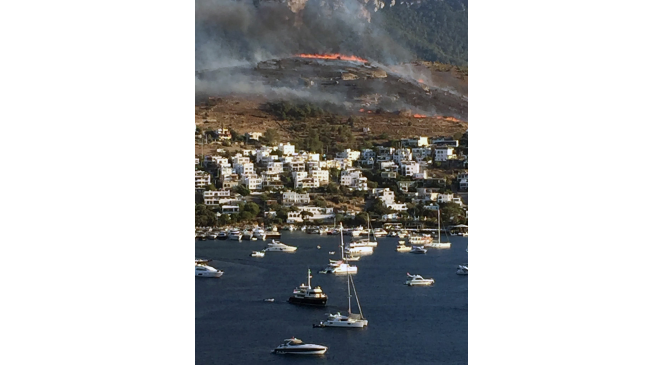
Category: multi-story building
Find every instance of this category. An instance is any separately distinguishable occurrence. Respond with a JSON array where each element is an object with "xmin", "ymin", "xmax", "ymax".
[
  {"xmin": 297, "ymin": 177, "xmax": 319, "ymax": 189},
  {"xmin": 203, "ymin": 190, "xmax": 232, "ymax": 205},
  {"xmin": 401, "ymin": 136, "xmax": 429, "ymax": 147},
  {"xmin": 195, "ymin": 171, "xmax": 211, "ymax": 189},
  {"xmin": 265, "ymin": 161, "xmax": 283, "ymax": 175},
  {"xmin": 434, "ymin": 147, "xmax": 456, "ymax": 162},
  {"xmin": 393, "ymin": 148, "xmax": 413, "ymax": 164},
  {"xmin": 411, "ymin": 147, "xmax": 431, "ymax": 161},
  {"xmin": 278, "ymin": 142, "xmax": 295, "ymax": 156},
  {"xmin": 340, "ymin": 169, "xmax": 368, "ymax": 191},
  {"xmin": 282, "ymin": 191, "xmax": 311, "ymax": 205},
  {"xmin": 286, "ymin": 207, "xmax": 335, "ymax": 223},
  {"xmin": 400, "ymin": 161, "xmax": 420, "ymax": 177},
  {"xmin": 309, "ymin": 169, "xmax": 329, "ymax": 186},
  {"xmin": 292, "ymin": 171, "xmax": 308, "ymax": 187},
  {"xmin": 232, "ymin": 155, "xmax": 250, "ymax": 165},
  {"xmin": 234, "ymin": 162, "xmax": 254, "ymax": 176},
  {"xmin": 241, "ymin": 174, "xmax": 263, "ymax": 190},
  {"xmin": 336, "ymin": 149, "xmax": 361, "ymax": 161}
]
